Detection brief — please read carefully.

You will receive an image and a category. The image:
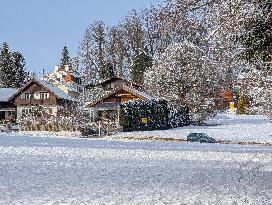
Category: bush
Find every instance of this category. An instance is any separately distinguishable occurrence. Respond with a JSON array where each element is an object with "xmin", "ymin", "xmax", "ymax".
[
  {"xmin": 120, "ymin": 99, "xmax": 190, "ymax": 132},
  {"xmin": 168, "ymin": 104, "xmax": 190, "ymax": 128}
]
